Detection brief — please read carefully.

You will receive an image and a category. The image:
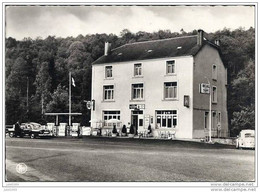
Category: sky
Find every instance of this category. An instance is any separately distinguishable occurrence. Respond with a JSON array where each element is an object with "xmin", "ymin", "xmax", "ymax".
[{"xmin": 5, "ymin": 5, "xmax": 255, "ymax": 40}]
